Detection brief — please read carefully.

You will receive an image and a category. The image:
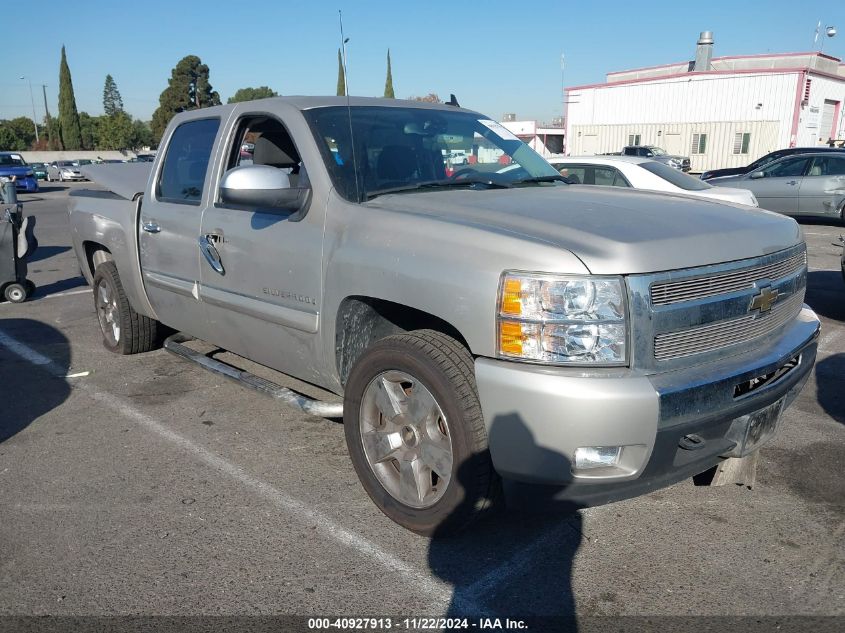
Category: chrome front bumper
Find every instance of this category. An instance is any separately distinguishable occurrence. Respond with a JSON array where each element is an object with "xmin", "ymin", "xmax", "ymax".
[{"xmin": 475, "ymin": 306, "xmax": 820, "ymax": 493}]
